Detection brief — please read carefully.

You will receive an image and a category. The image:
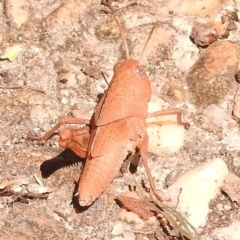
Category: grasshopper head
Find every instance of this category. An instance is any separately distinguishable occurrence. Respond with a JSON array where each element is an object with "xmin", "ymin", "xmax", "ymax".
[{"xmin": 113, "ymin": 59, "xmax": 151, "ymax": 102}]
